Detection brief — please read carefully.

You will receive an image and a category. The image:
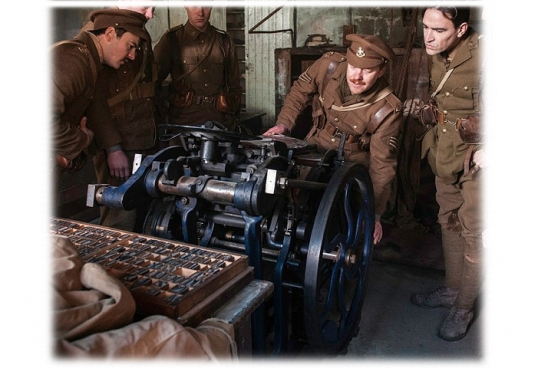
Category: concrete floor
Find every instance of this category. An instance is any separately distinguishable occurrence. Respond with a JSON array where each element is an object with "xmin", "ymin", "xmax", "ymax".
[
  {"xmin": 295, "ymin": 221, "xmax": 482, "ymax": 362},
  {"xmin": 339, "ymin": 260, "xmax": 482, "ymax": 360}
]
